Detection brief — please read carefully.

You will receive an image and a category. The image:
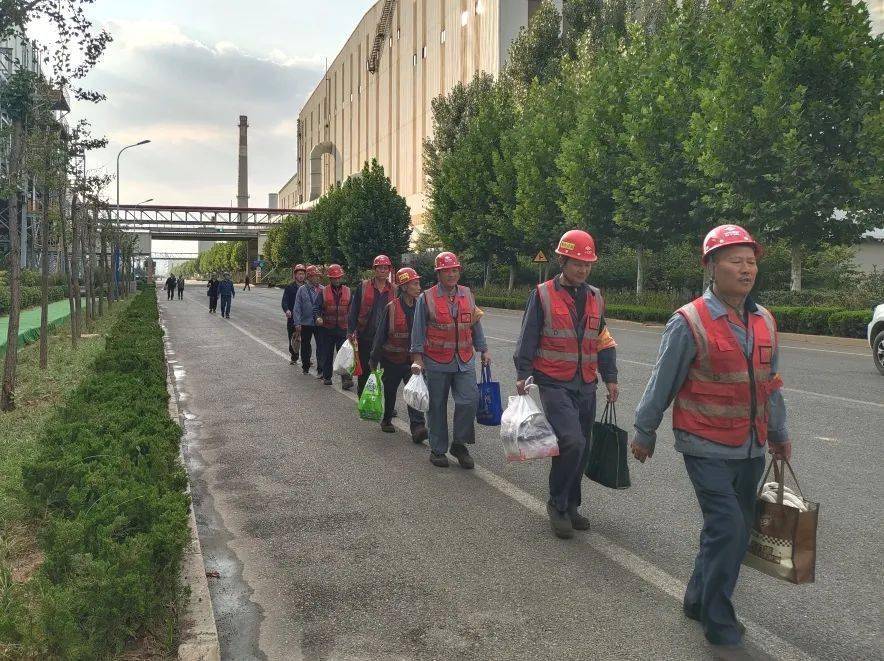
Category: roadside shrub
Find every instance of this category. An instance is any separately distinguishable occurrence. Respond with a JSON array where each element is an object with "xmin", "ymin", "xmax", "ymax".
[
  {"xmin": 827, "ymin": 311, "xmax": 871, "ymax": 339},
  {"xmin": 0, "ymin": 285, "xmax": 67, "ymax": 314},
  {"xmin": 10, "ymin": 286, "xmax": 190, "ymax": 659},
  {"xmin": 798, "ymin": 307, "xmax": 842, "ymax": 336}
]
